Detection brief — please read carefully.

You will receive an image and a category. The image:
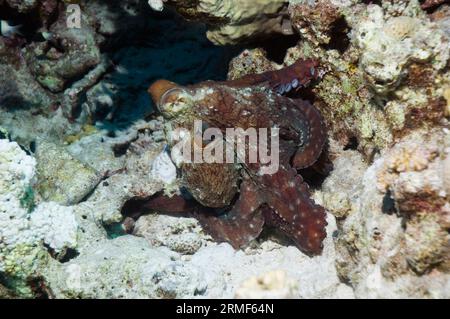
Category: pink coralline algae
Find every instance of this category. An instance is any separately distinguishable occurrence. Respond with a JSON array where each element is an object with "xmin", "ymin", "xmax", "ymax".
[{"xmin": 146, "ymin": 58, "xmax": 329, "ymax": 256}]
